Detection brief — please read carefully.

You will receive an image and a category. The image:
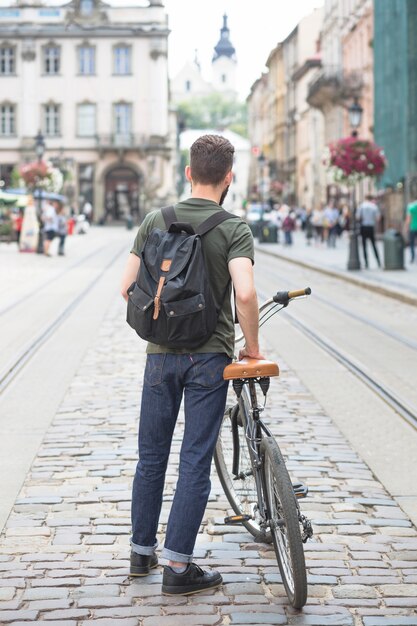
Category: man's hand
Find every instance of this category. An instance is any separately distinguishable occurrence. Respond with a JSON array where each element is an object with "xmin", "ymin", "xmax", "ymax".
[{"xmin": 238, "ymin": 345, "xmax": 266, "ymax": 361}]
